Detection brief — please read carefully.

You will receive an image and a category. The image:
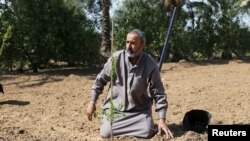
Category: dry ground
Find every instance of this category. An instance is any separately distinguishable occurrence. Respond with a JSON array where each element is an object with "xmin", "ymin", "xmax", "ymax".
[{"xmin": 0, "ymin": 60, "xmax": 250, "ymax": 141}]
